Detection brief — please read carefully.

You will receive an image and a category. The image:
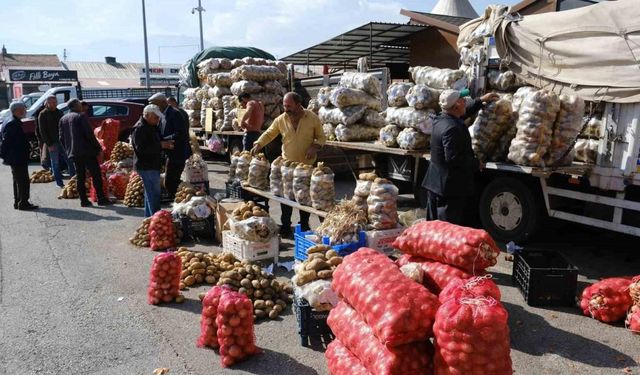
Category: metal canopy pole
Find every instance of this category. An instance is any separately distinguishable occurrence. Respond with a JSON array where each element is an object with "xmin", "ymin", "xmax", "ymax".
[
  {"xmin": 142, "ymin": 0, "xmax": 151, "ymax": 89},
  {"xmin": 369, "ymin": 23, "xmax": 373, "ymax": 70}
]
